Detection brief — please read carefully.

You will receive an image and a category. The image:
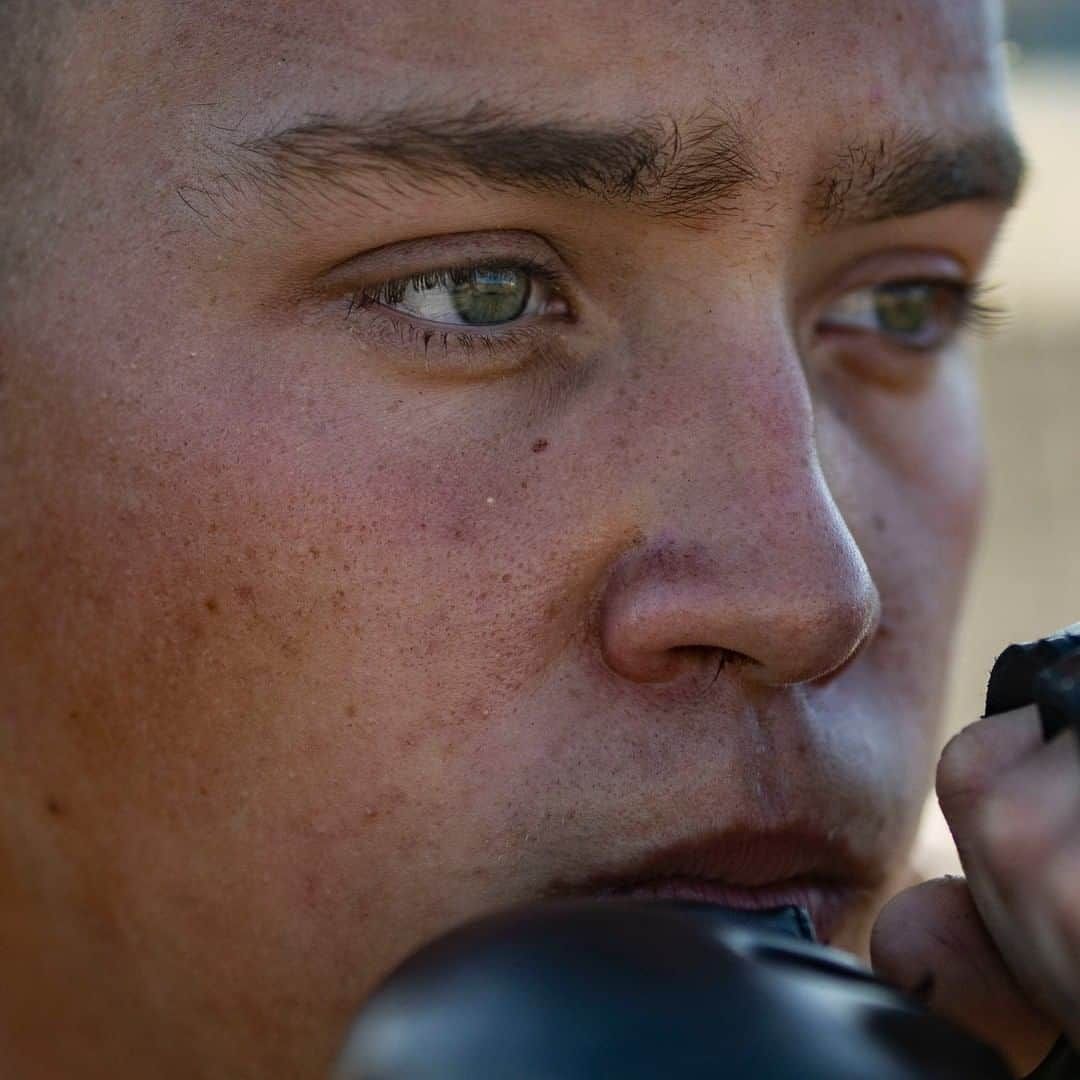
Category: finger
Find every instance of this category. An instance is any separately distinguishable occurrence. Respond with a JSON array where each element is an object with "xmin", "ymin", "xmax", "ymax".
[
  {"xmin": 871, "ymin": 876, "xmax": 1060, "ymax": 1076},
  {"xmin": 979, "ymin": 748, "xmax": 1080, "ymax": 1042},
  {"xmin": 1043, "ymin": 841, "xmax": 1080, "ymax": 1048},
  {"xmin": 936, "ymin": 705, "xmax": 1044, "ymax": 835},
  {"xmin": 936, "ymin": 705, "xmax": 1070, "ymax": 886},
  {"xmin": 943, "ymin": 725, "xmax": 1080, "ymax": 1030}
]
